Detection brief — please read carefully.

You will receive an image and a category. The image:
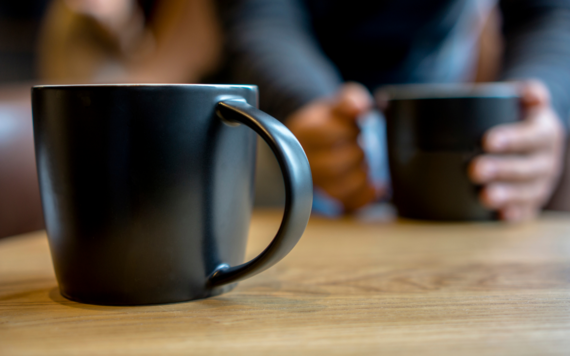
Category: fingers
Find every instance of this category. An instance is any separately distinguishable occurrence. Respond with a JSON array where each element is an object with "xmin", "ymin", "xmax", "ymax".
[
  {"xmin": 343, "ymin": 181, "xmax": 379, "ymax": 212},
  {"xmin": 474, "ymin": 80, "xmax": 567, "ymax": 222},
  {"xmin": 484, "ymin": 80, "xmax": 562, "ymax": 154},
  {"xmin": 296, "ymin": 117, "xmax": 360, "ymax": 148},
  {"xmin": 518, "ymin": 80, "xmax": 550, "ymax": 108},
  {"xmin": 480, "ymin": 181, "xmax": 550, "ymax": 209},
  {"xmin": 333, "ymin": 82, "xmax": 373, "ymax": 118},
  {"xmin": 287, "ymin": 101, "xmax": 360, "ymax": 148},
  {"xmin": 483, "ymin": 107, "xmax": 562, "ymax": 153},
  {"xmin": 307, "ymin": 141, "xmax": 373, "ymax": 210},
  {"xmin": 309, "ymin": 142, "xmax": 377, "ymax": 212},
  {"xmin": 288, "ymin": 82, "xmax": 373, "ymax": 149},
  {"xmin": 318, "ymin": 165, "xmax": 378, "ymax": 210},
  {"xmin": 480, "ymin": 181, "xmax": 548, "ymax": 222},
  {"xmin": 286, "ymin": 82, "xmax": 378, "ymax": 213},
  {"xmin": 310, "ymin": 142, "xmax": 365, "ymax": 182},
  {"xmin": 470, "ymin": 154, "xmax": 554, "ymax": 183},
  {"xmin": 500, "ymin": 205, "xmax": 538, "ymax": 222}
]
